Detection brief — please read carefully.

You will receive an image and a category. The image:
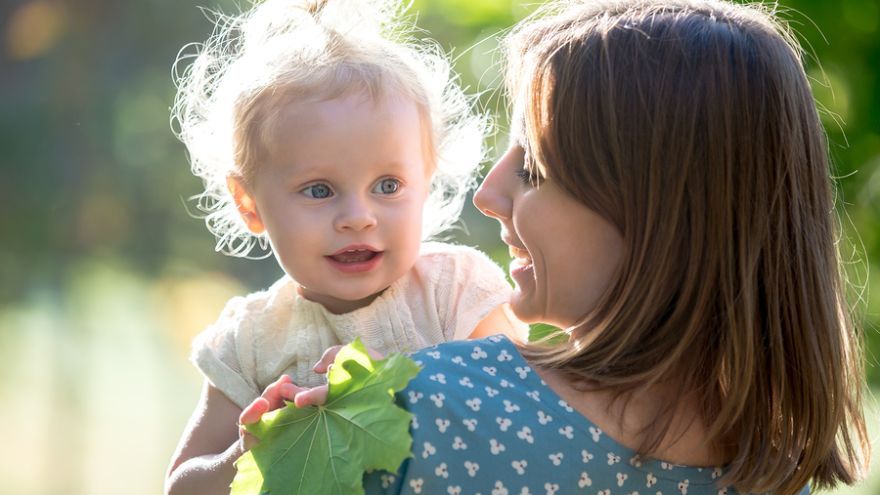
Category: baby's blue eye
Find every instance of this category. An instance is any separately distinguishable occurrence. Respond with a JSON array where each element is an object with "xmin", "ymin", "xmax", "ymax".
[
  {"xmin": 373, "ymin": 178, "xmax": 401, "ymax": 195},
  {"xmin": 301, "ymin": 183, "xmax": 333, "ymax": 199}
]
